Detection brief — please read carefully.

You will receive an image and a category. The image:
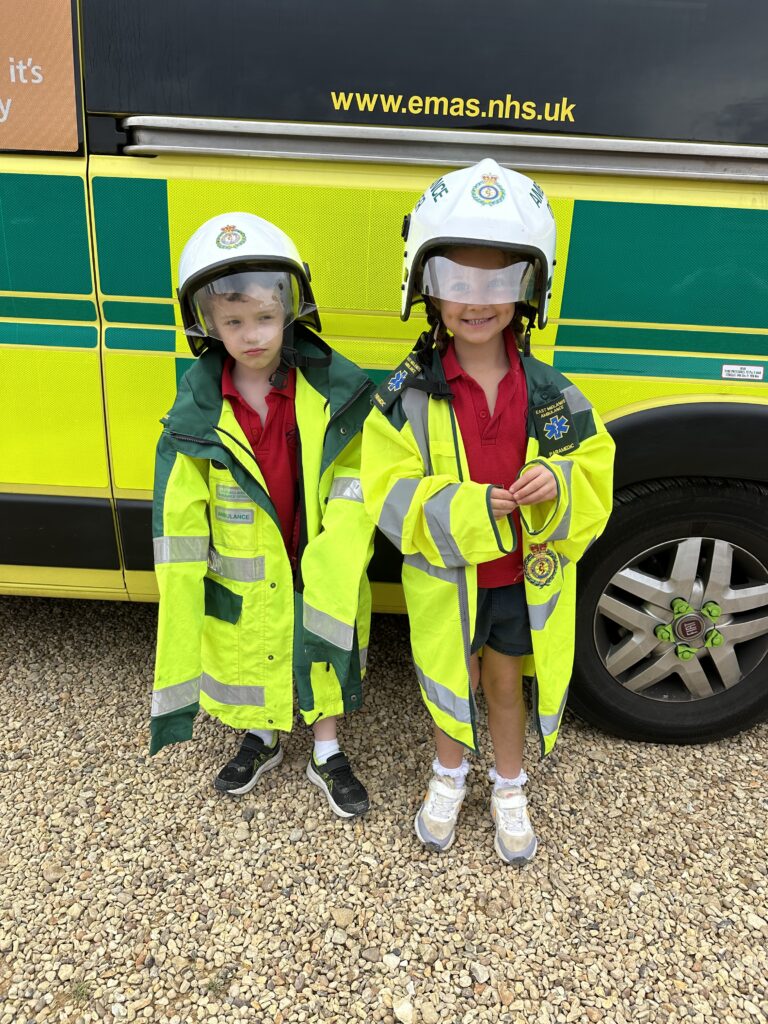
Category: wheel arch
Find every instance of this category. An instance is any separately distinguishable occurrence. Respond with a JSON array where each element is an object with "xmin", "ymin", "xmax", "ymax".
[{"xmin": 604, "ymin": 399, "xmax": 768, "ymax": 491}]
